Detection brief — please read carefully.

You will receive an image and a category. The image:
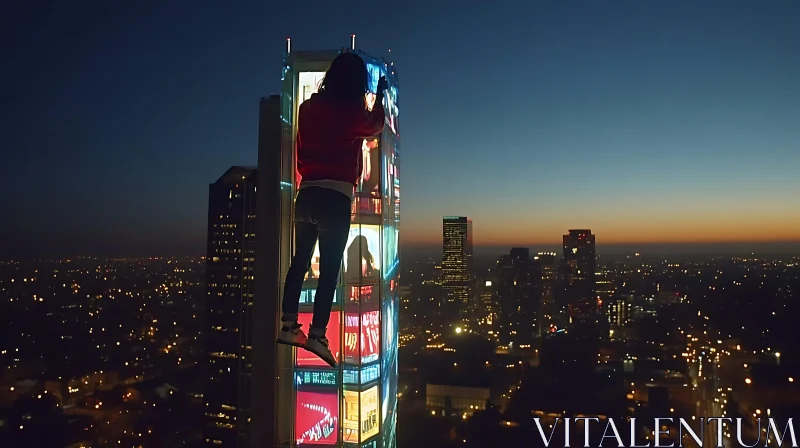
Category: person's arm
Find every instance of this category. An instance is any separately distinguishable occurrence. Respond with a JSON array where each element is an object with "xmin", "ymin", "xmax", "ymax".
[
  {"xmin": 349, "ymin": 94, "xmax": 385, "ymax": 138},
  {"xmin": 349, "ymin": 76, "xmax": 389, "ymax": 138}
]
